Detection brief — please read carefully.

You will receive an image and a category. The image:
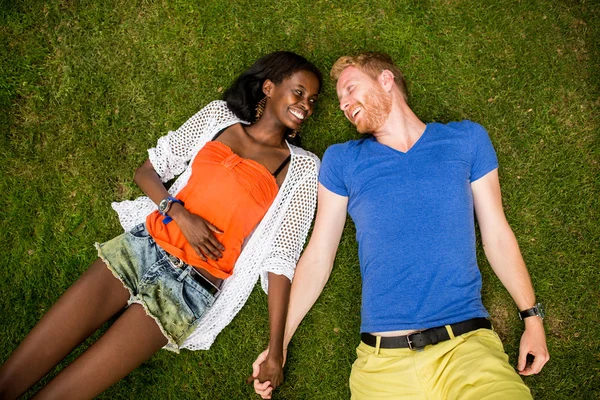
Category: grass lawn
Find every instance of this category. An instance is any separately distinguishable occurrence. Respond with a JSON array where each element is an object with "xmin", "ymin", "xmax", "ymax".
[{"xmin": 1, "ymin": 0, "xmax": 599, "ymax": 398}]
